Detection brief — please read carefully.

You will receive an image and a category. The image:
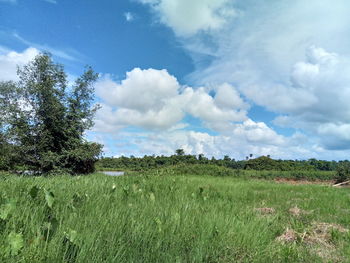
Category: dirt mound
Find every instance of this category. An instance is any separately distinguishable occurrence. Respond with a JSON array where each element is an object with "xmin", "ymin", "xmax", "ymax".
[
  {"xmin": 276, "ymin": 222, "xmax": 348, "ymax": 261},
  {"xmin": 276, "ymin": 228, "xmax": 298, "ymax": 243},
  {"xmin": 304, "ymin": 222, "xmax": 348, "ymax": 246}
]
